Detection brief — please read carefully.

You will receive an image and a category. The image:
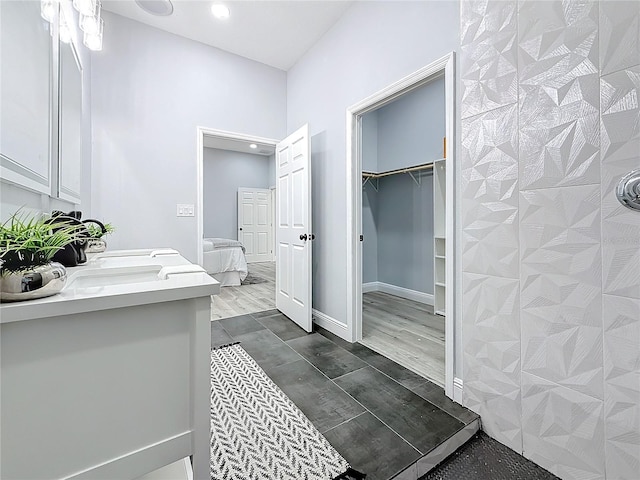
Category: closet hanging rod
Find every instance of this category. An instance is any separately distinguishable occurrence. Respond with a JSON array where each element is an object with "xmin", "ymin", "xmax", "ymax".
[{"xmin": 362, "ymin": 160, "xmax": 436, "ymax": 180}]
